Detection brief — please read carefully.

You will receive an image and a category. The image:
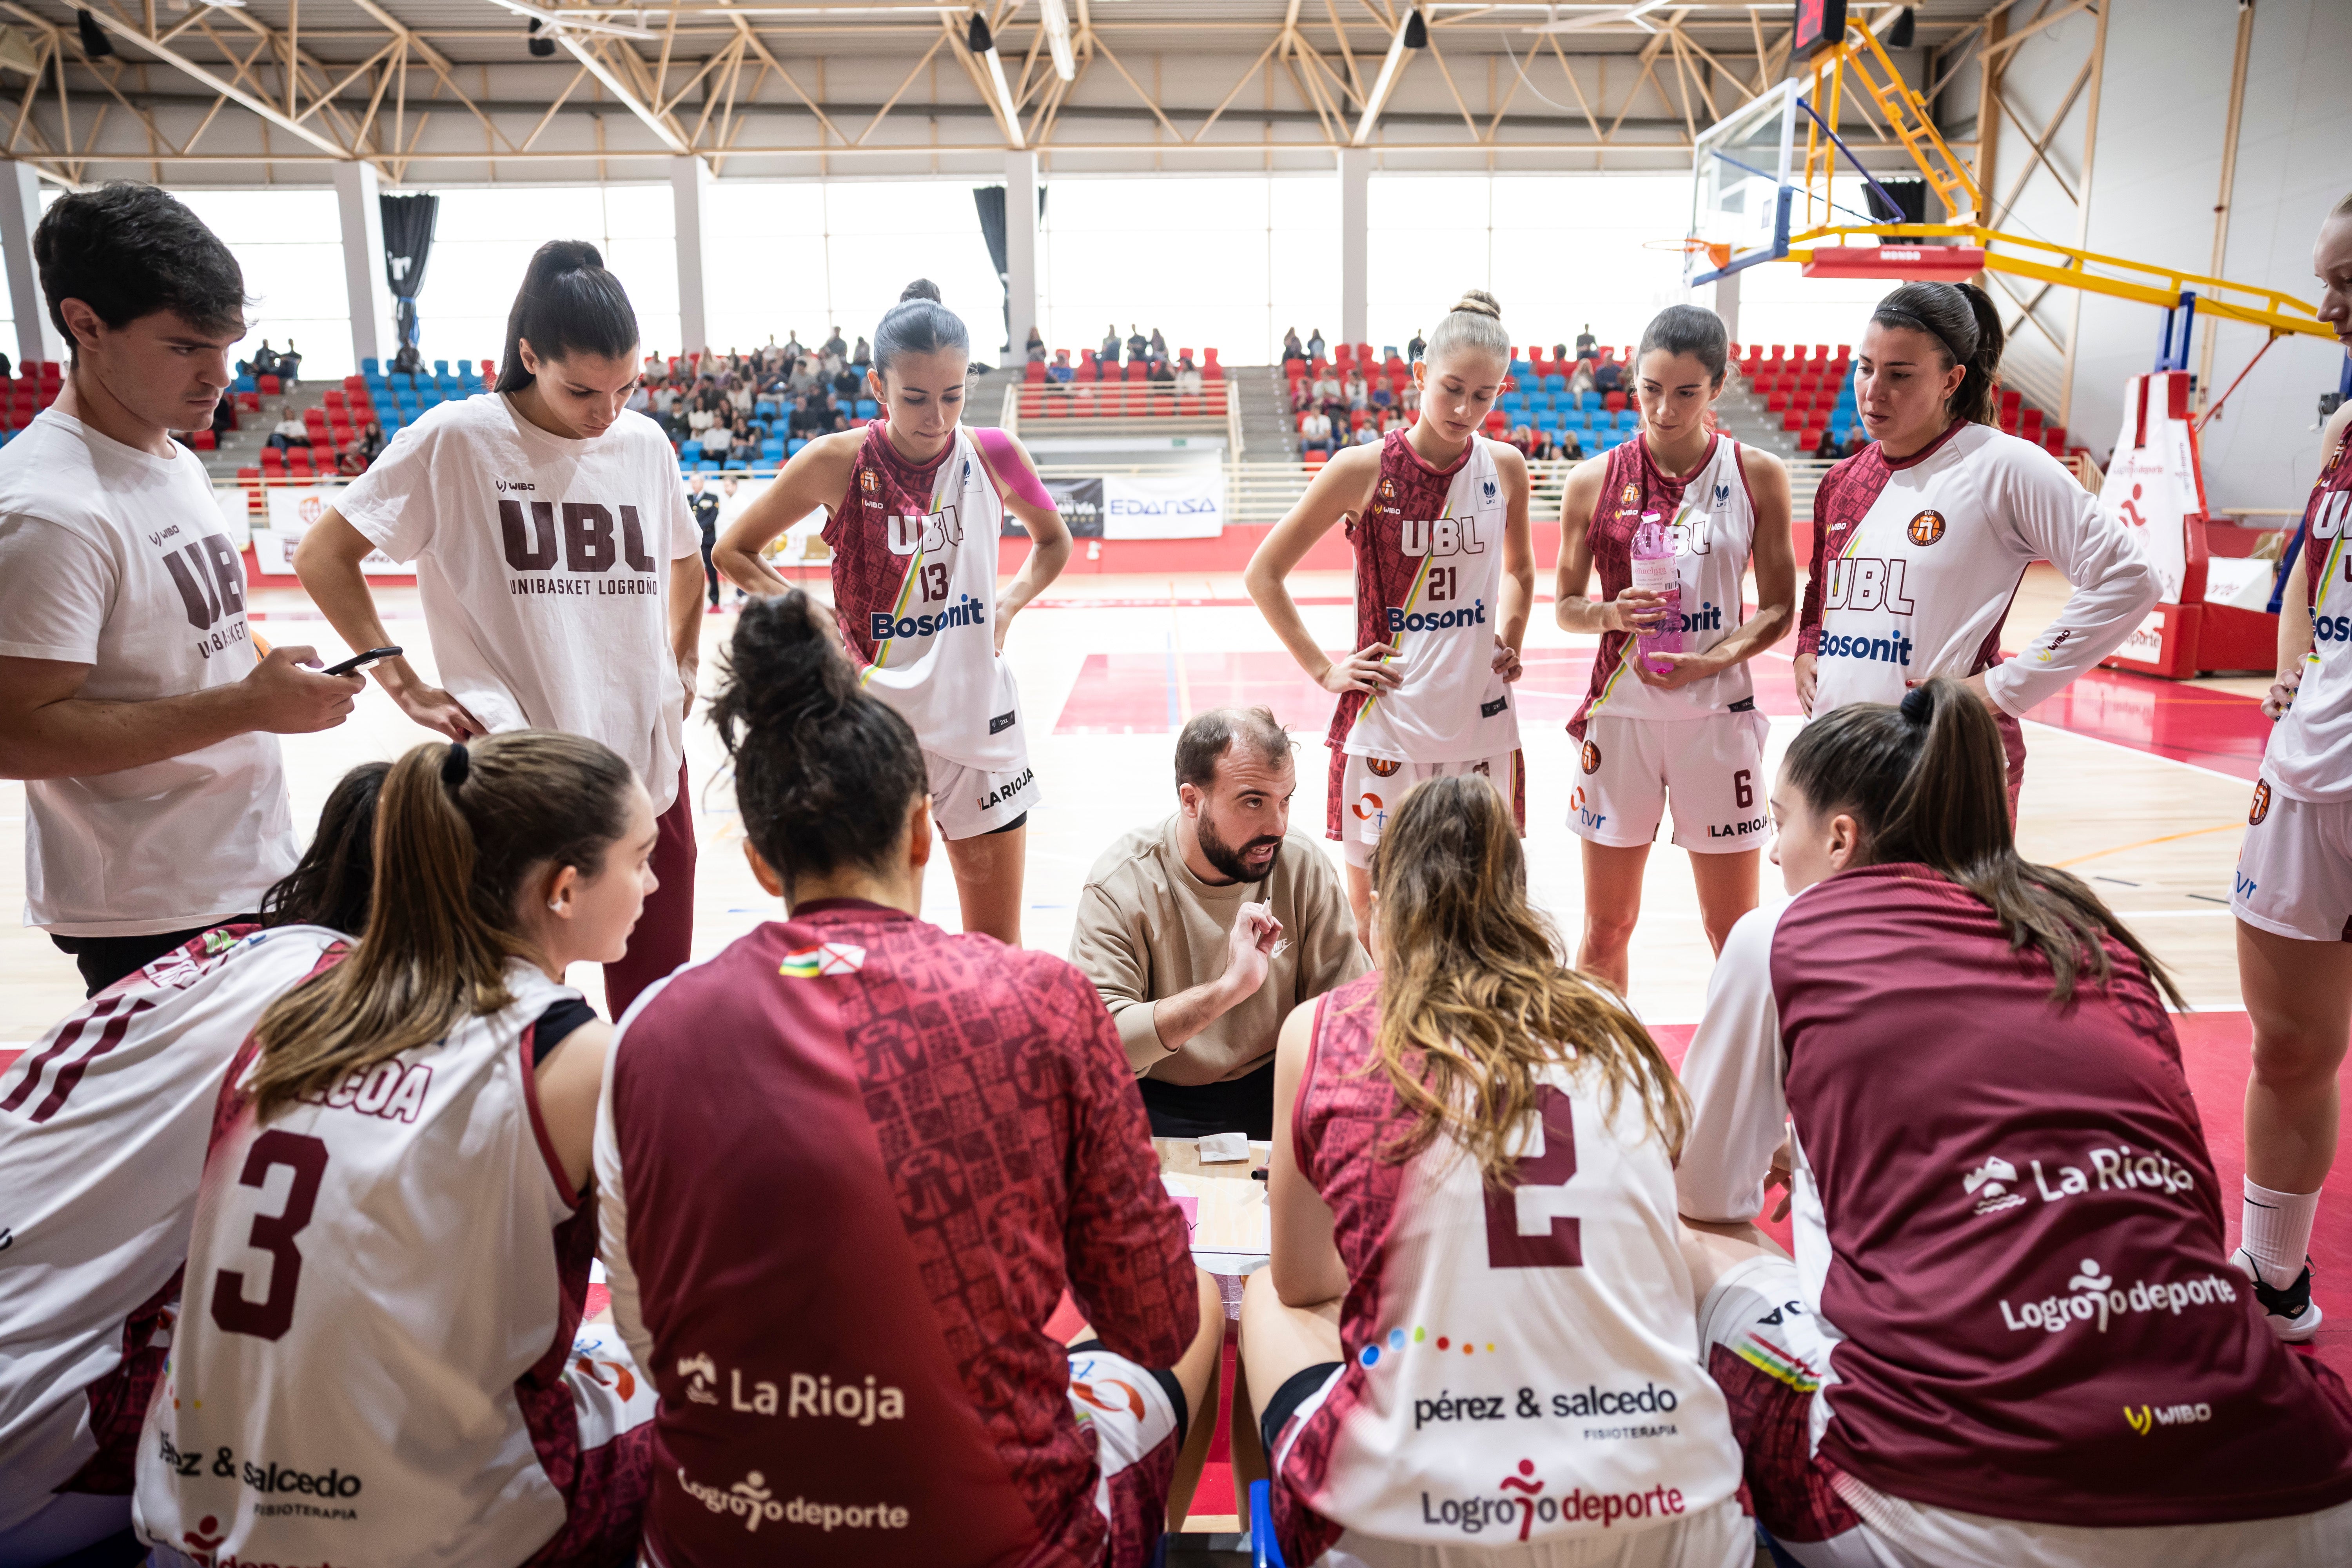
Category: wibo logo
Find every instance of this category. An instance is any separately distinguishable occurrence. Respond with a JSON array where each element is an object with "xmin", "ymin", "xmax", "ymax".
[{"xmin": 2124, "ymin": 1402, "xmax": 2210, "ymax": 1434}]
